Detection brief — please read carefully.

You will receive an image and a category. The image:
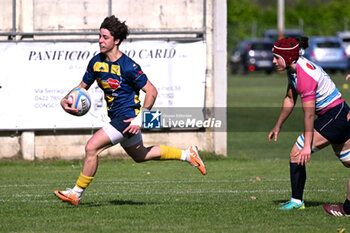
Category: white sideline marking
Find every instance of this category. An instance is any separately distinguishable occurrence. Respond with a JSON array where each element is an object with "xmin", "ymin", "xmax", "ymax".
[
  {"xmin": 1, "ymin": 177, "xmax": 347, "ymax": 189},
  {"xmin": 0, "ymin": 178, "xmax": 299, "ymax": 188},
  {"xmin": 0, "ymin": 188, "xmax": 330, "ymax": 203}
]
